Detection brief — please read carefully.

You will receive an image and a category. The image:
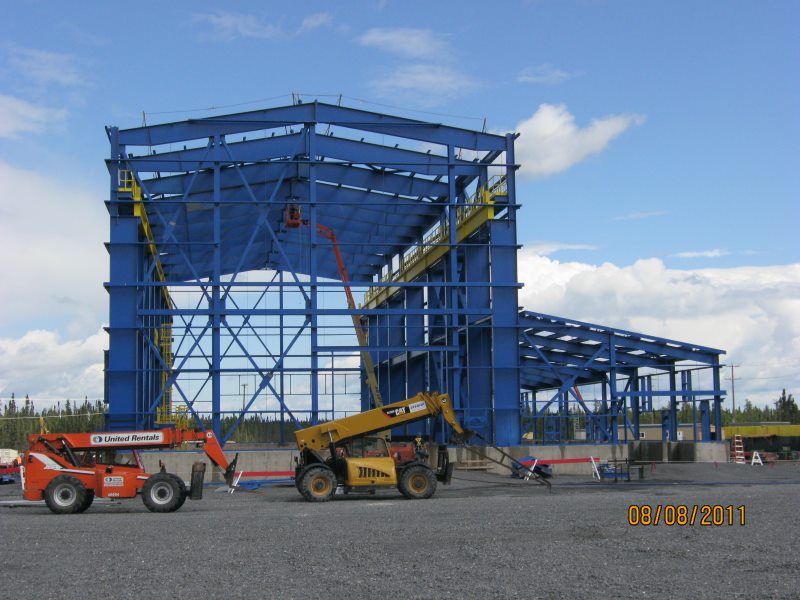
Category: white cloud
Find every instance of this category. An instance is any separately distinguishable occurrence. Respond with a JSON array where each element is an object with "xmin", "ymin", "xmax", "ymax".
[
  {"xmin": 517, "ymin": 63, "xmax": 576, "ymax": 85},
  {"xmin": 0, "ymin": 94, "xmax": 66, "ymax": 138},
  {"xmin": 513, "ymin": 103, "xmax": 645, "ymax": 179},
  {"xmin": 358, "ymin": 28, "xmax": 471, "ymax": 106},
  {"xmin": 300, "ymin": 12, "xmax": 332, "ymax": 32},
  {"xmin": 7, "ymin": 47, "xmax": 83, "ymax": 87},
  {"xmin": 194, "ymin": 11, "xmax": 281, "ymax": 41},
  {"xmin": 612, "ymin": 210, "xmax": 667, "ymax": 221},
  {"xmin": 672, "ymin": 249, "xmax": 730, "ymax": 259},
  {"xmin": 0, "ymin": 161, "xmax": 107, "ymax": 335},
  {"xmin": 0, "ymin": 328, "xmax": 106, "ymax": 402},
  {"xmin": 358, "ymin": 28, "xmax": 449, "ymax": 59},
  {"xmin": 369, "ymin": 64, "xmax": 475, "ymax": 106},
  {"xmin": 525, "ymin": 241, "xmax": 597, "ymax": 256},
  {"xmin": 518, "ymin": 249, "xmax": 800, "ymax": 406}
]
